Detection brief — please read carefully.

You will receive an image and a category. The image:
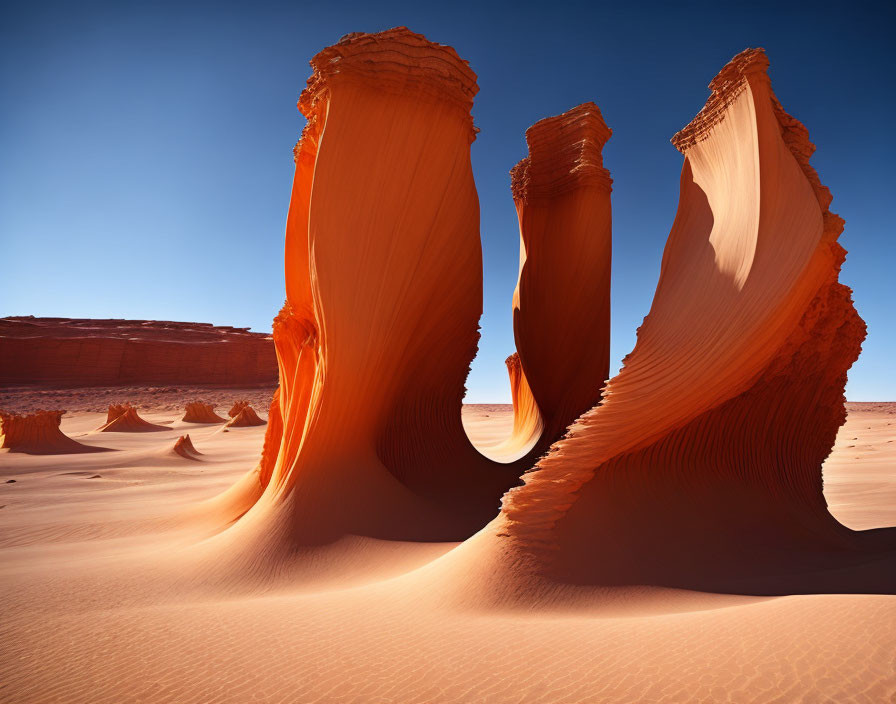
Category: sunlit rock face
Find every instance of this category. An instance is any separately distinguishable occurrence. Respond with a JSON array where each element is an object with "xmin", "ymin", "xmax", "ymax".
[
  {"xmin": 488, "ymin": 48, "xmax": 878, "ymax": 598},
  {"xmin": 212, "ymin": 27, "xmax": 501, "ymax": 549},
  {"xmin": 209, "ymin": 37, "xmax": 882, "ymax": 595},
  {"xmin": 209, "ymin": 29, "xmax": 615, "ymax": 559}
]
